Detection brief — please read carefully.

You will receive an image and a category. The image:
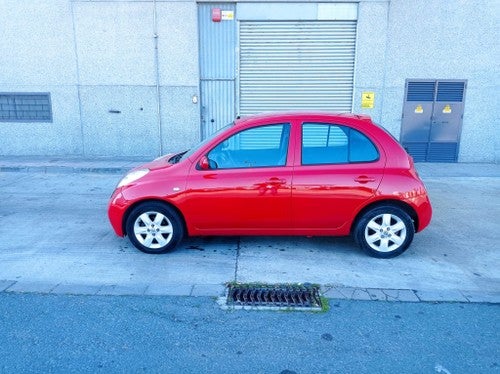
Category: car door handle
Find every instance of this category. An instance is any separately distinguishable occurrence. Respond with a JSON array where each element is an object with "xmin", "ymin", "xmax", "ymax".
[
  {"xmin": 354, "ymin": 176, "xmax": 376, "ymax": 184},
  {"xmin": 267, "ymin": 177, "xmax": 286, "ymax": 184}
]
